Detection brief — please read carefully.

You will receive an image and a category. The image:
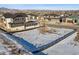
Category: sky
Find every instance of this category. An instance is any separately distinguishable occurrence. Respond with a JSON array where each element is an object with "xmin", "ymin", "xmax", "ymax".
[{"xmin": 0, "ymin": 4, "xmax": 79, "ymax": 10}]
